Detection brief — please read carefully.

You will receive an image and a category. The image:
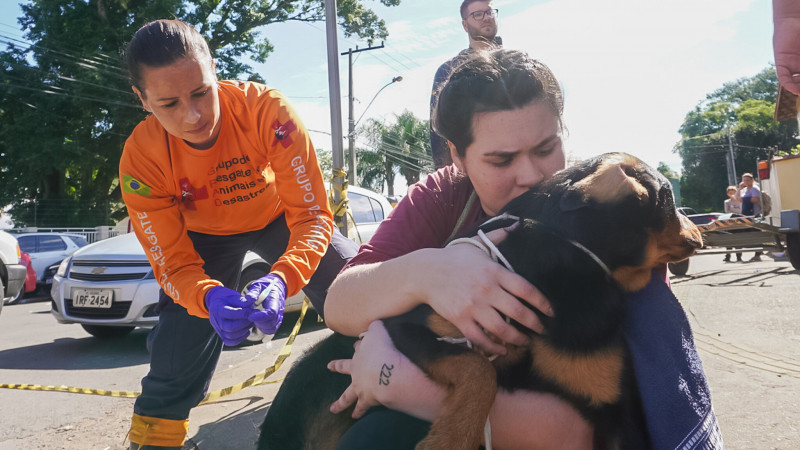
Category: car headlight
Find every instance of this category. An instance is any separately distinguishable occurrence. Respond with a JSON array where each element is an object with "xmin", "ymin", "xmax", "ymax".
[{"xmin": 56, "ymin": 256, "xmax": 72, "ymax": 277}]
